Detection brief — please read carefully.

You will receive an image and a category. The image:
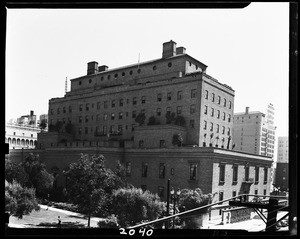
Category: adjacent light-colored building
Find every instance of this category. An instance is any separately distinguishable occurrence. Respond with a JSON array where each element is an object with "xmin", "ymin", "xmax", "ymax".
[
  {"xmin": 232, "ymin": 104, "xmax": 276, "ymax": 158},
  {"xmin": 5, "ymin": 122, "xmax": 39, "ymax": 149}
]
